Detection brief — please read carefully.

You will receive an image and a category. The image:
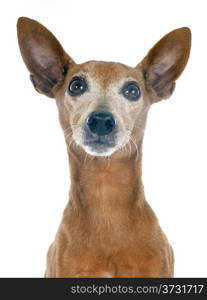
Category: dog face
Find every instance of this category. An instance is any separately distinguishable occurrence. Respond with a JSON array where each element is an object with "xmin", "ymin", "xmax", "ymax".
[
  {"xmin": 17, "ymin": 18, "xmax": 191, "ymax": 157},
  {"xmin": 57, "ymin": 61, "xmax": 149, "ymax": 156}
]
